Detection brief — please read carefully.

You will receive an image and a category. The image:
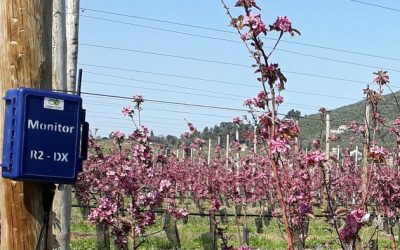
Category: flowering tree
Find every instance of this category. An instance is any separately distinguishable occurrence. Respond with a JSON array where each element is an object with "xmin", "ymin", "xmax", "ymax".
[
  {"xmin": 221, "ymin": 0, "xmax": 305, "ymax": 248},
  {"xmin": 74, "ymin": 1, "xmax": 400, "ymax": 249}
]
